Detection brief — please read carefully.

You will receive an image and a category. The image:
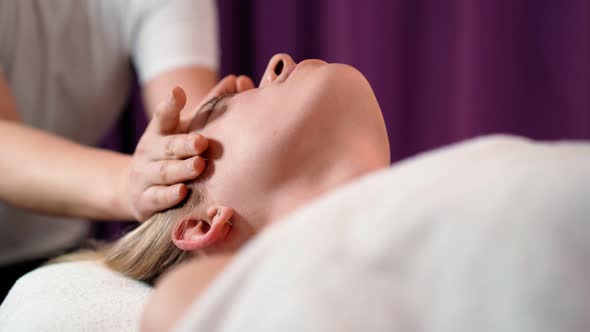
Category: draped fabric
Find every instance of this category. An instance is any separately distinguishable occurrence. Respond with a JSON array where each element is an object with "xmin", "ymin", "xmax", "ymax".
[
  {"xmin": 218, "ymin": 0, "xmax": 590, "ymax": 160},
  {"xmin": 98, "ymin": 0, "xmax": 590, "ymax": 235}
]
